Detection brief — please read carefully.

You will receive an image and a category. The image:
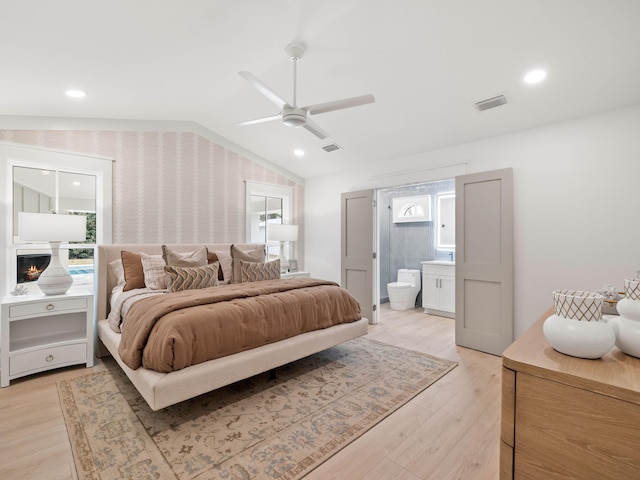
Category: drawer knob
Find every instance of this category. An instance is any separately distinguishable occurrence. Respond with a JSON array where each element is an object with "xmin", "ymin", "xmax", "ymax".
[
  {"xmin": 45, "ymin": 354, "xmax": 54, "ymax": 362},
  {"xmin": 46, "ymin": 304, "xmax": 55, "ymax": 311}
]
